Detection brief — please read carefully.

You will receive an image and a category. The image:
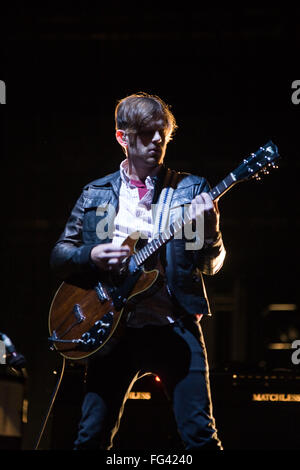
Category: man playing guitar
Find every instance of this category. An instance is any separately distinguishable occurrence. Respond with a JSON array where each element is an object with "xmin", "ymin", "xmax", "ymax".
[{"xmin": 50, "ymin": 92, "xmax": 225, "ymax": 450}]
